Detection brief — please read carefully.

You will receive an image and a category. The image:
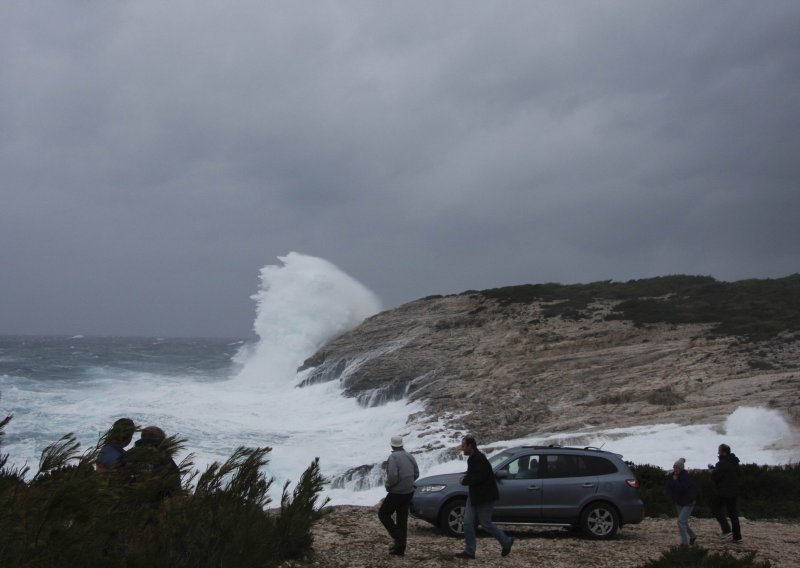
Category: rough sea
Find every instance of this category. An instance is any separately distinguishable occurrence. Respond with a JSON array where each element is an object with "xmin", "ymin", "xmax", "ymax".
[{"xmin": 2, "ymin": 253, "xmax": 797, "ymax": 506}]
